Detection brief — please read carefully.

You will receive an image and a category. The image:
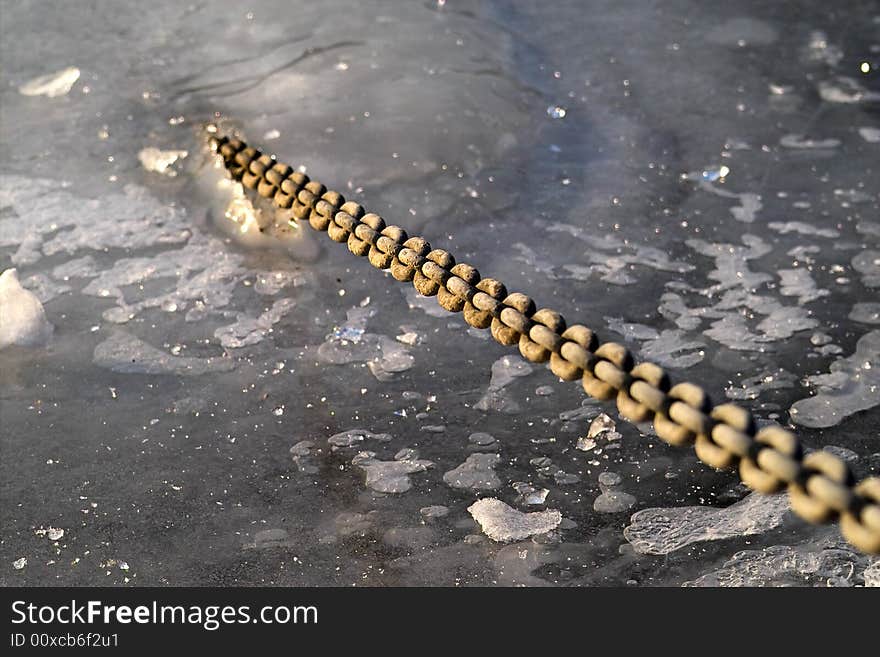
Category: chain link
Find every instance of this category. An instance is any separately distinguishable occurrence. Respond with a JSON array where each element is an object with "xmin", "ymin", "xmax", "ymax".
[{"xmin": 209, "ymin": 133, "xmax": 880, "ymax": 555}]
